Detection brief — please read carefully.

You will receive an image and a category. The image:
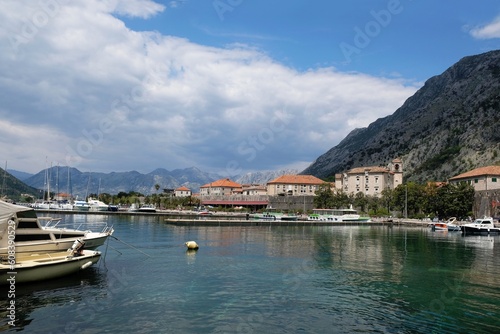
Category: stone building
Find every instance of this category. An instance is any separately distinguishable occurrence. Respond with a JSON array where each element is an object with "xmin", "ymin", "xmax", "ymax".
[
  {"xmin": 266, "ymin": 175, "xmax": 325, "ymax": 196},
  {"xmin": 335, "ymin": 158, "xmax": 404, "ymax": 197}
]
